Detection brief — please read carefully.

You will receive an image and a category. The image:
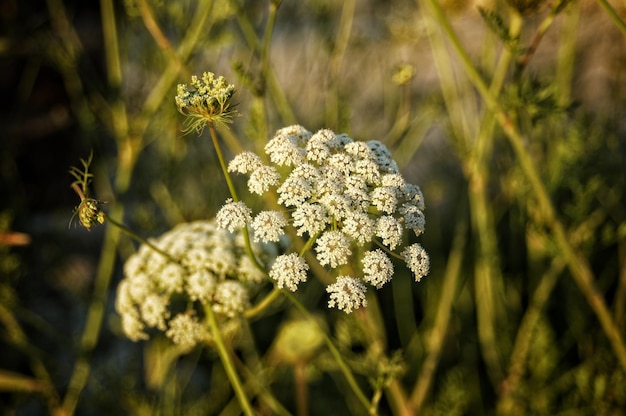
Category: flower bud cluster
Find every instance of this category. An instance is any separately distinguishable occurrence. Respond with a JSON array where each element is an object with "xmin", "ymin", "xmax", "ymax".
[
  {"xmin": 175, "ymin": 72, "xmax": 238, "ymax": 132},
  {"xmin": 115, "ymin": 220, "xmax": 276, "ymax": 348},
  {"xmin": 76, "ymin": 198, "xmax": 105, "ymax": 231},
  {"xmin": 217, "ymin": 125, "xmax": 430, "ymax": 313}
]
